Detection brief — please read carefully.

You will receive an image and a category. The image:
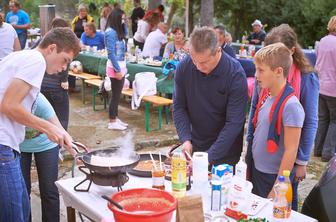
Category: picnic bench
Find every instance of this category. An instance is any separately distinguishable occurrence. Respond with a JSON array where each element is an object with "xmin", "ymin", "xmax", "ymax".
[
  {"xmin": 68, "ymin": 70, "xmax": 101, "ymax": 104},
  {"xmin": 84, "ymin": 79, "xmax": 172, "ymax": 132}
]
